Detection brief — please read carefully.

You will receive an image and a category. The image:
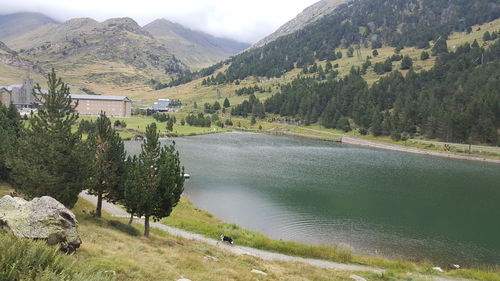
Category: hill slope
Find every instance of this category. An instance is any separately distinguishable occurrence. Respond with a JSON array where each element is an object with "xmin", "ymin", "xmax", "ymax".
[
  {"xmin": 144, "ymin": 19, "xmax": 250, "ymax": 69},
  {"xmin": 0, "ymin": 12, "xmax": 59, "ymax": 41},
  {"xmin": 253, "ymin": 0, "xmax": 347, "ymax": 48},
  {"xmin": 2, "ymin": 17, "xmax": 187, "ymax": 95}
]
